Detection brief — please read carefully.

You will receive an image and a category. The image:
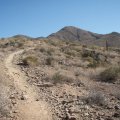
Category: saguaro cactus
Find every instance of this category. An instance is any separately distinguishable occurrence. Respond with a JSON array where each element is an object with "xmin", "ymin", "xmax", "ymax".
[{"xmin": 105, "ymin": 40, "xmax": 109, "ymax": 51}]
